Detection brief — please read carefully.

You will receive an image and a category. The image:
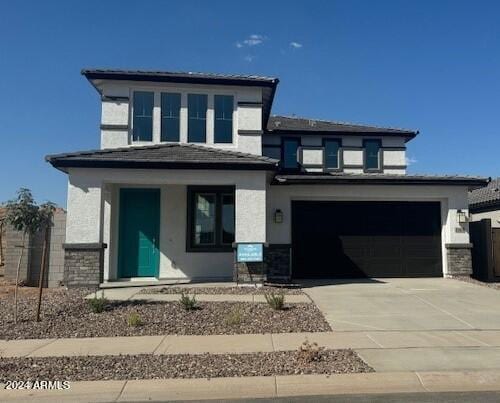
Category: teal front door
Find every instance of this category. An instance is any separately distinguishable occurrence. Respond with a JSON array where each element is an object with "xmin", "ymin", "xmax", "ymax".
[{"xmin": 118, "ymin": 188, "xmax": 160, "ymax": 278}]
